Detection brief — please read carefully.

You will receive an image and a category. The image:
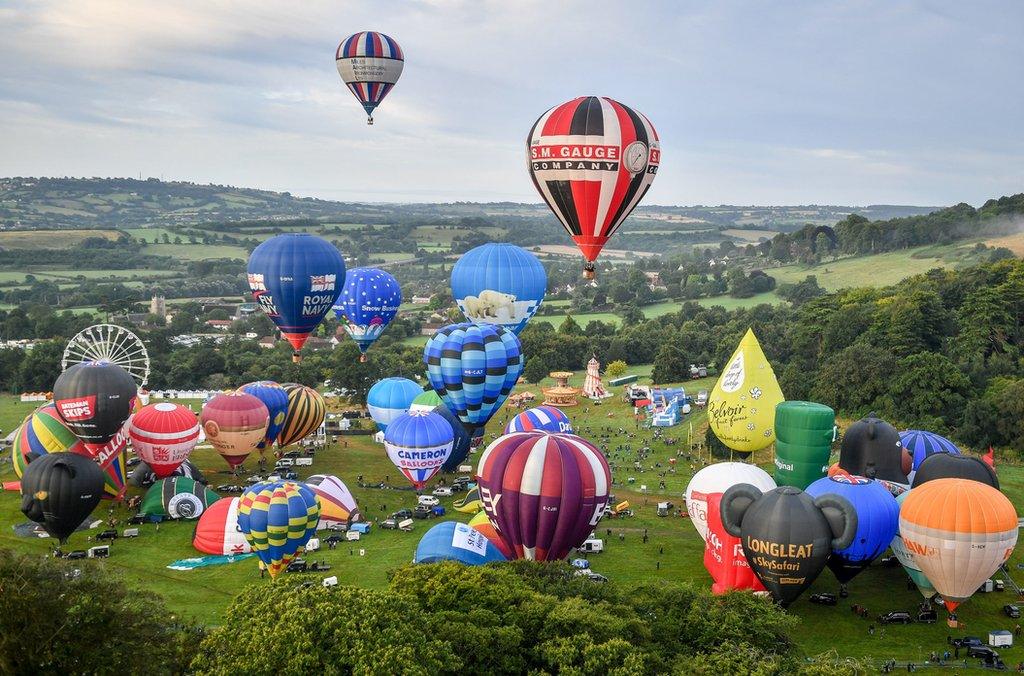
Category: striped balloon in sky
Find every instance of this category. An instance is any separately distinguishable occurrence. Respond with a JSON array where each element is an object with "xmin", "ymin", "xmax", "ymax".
[
  {"xmin": 384, "ymin": 410, "xmax": 455, "ymax": 490},
  {"xmin": 277, "ymin": 385, "xmax": 326, "ymax": 448},
  {"xmin": 333, "ymin": 268, "xmax": 402, "ymax": 361},
  {"xmin": 504, "ymin": 405, "xmax": 573, "ymax": 435},
  {"xmin": 476, "ymin": 432, "xmax": 611, "ymax": 561},
  {"xmin": 899, "ymin": 429, "xmax": 960, "ymax": 471},
  {"xmin": 238, "ymin": 481, "xmax": 319, "ymax": 579},
  {"xmin": 335, "ymin": 31, "xmax": 404, "ymax": 125},
  {"xmin": 424, "ymin": 323, "xmax": 523, "ymax": 433},
  {"xmin": 527, "ymin": 96, "xmax": 660, "ymax": 277}
]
